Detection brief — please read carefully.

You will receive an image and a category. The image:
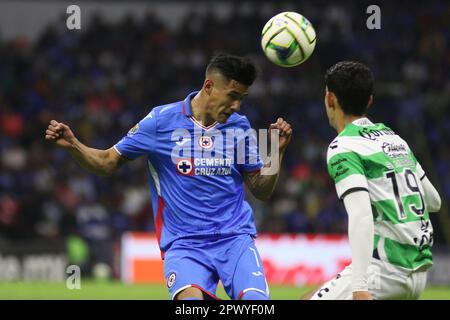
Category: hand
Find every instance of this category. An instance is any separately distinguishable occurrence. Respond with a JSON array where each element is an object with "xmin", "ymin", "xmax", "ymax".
[
  {"xmin": 353, "ymin": 291, "xmax": 373, "ymax": 300},
  {"xmin": 45, "ymin": 120, "xmax": 77, "ymax": 148},
  {"xmin": 269, "ymin": 117, "xmax": 292, "ymax": 153}
]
